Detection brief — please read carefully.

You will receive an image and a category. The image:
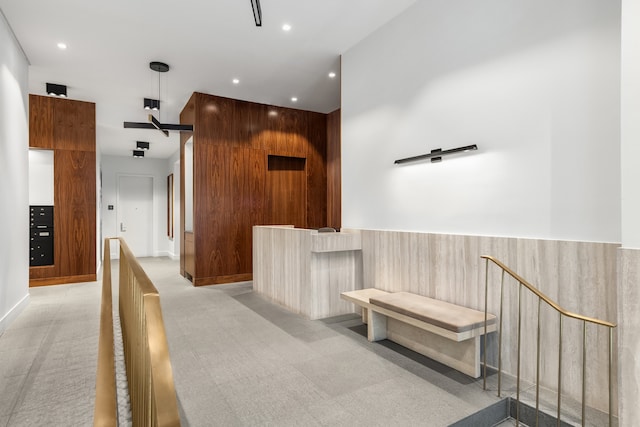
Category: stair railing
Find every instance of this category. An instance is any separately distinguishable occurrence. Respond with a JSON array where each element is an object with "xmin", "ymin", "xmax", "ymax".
[
  {"xmin": 94, "ymin": 238, "xmax": 180, "ymax": 426},
  {"xmin": 481, "ymin": 255, "xmax": 616, "ymax": 427}
]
